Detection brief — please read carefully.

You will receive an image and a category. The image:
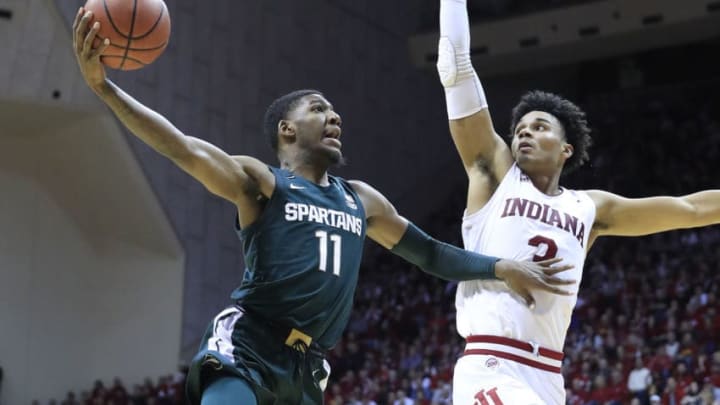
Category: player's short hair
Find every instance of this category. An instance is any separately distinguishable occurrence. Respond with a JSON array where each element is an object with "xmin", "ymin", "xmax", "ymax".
[
  {"xmin": 263, "ymin": 89, "xmax": 323, "ymax": 151},
  {"xmin": 510, "ymin": 90, "xmax": 592, "ymax": 174}
]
